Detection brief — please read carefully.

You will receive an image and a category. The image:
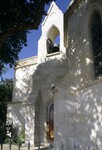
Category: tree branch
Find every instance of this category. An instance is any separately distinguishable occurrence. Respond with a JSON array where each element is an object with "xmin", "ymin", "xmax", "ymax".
[
  {"xmin": 0, "ymin": 22, "xmax": 36, "ymax": 50},
  {"xmin": 0, "ymin": 0, "xmax": 45, "ymax": 50}
]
